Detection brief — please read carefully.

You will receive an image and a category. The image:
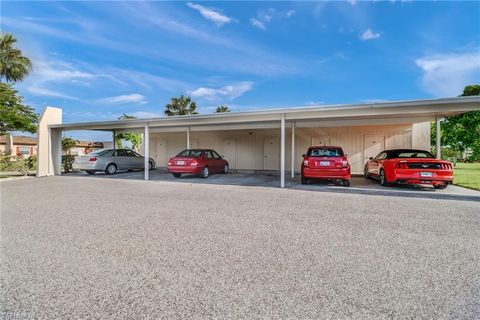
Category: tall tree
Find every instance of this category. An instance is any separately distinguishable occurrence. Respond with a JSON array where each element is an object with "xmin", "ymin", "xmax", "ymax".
[
  {"xmin": 61, "ymin": 136, "xmax": 78, "ymax": 155},
  {"xmin": 164, "ymin": 95, "xmax": 198, "ymax": 116},
  {"xmin": 0, "ymin": 83, "xmax": 37, "ymax": 134},
  {"xmin": 215, "ymin": 105, "xmax": 230, "ymax": 113},
  {"xmin": 115, "ymin": 114, "xmax": 142, "ymax": 151},
  {"xmin": 432, "ymin": 85, "xmax": 480, "ymax": 161},
  {"xmin": 0, "ymin": 33, "xmax": 32, "ymax": 82}
]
